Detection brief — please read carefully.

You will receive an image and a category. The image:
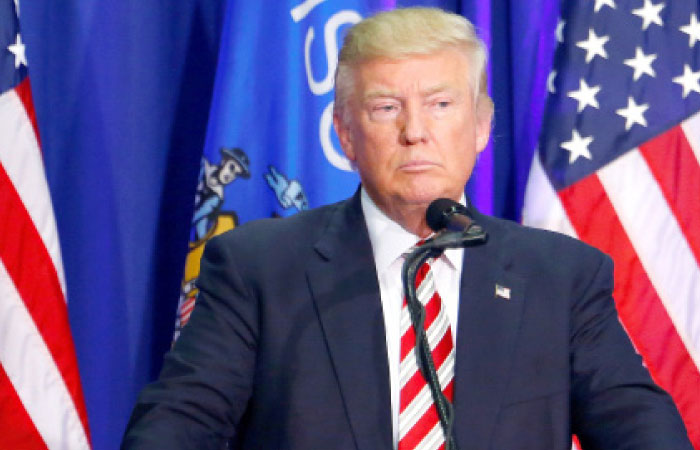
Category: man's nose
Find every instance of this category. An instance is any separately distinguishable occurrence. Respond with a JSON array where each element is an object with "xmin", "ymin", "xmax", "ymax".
[{"xmin": 400, "ymin": 107, "xmax": 429, "ymax": 145}]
